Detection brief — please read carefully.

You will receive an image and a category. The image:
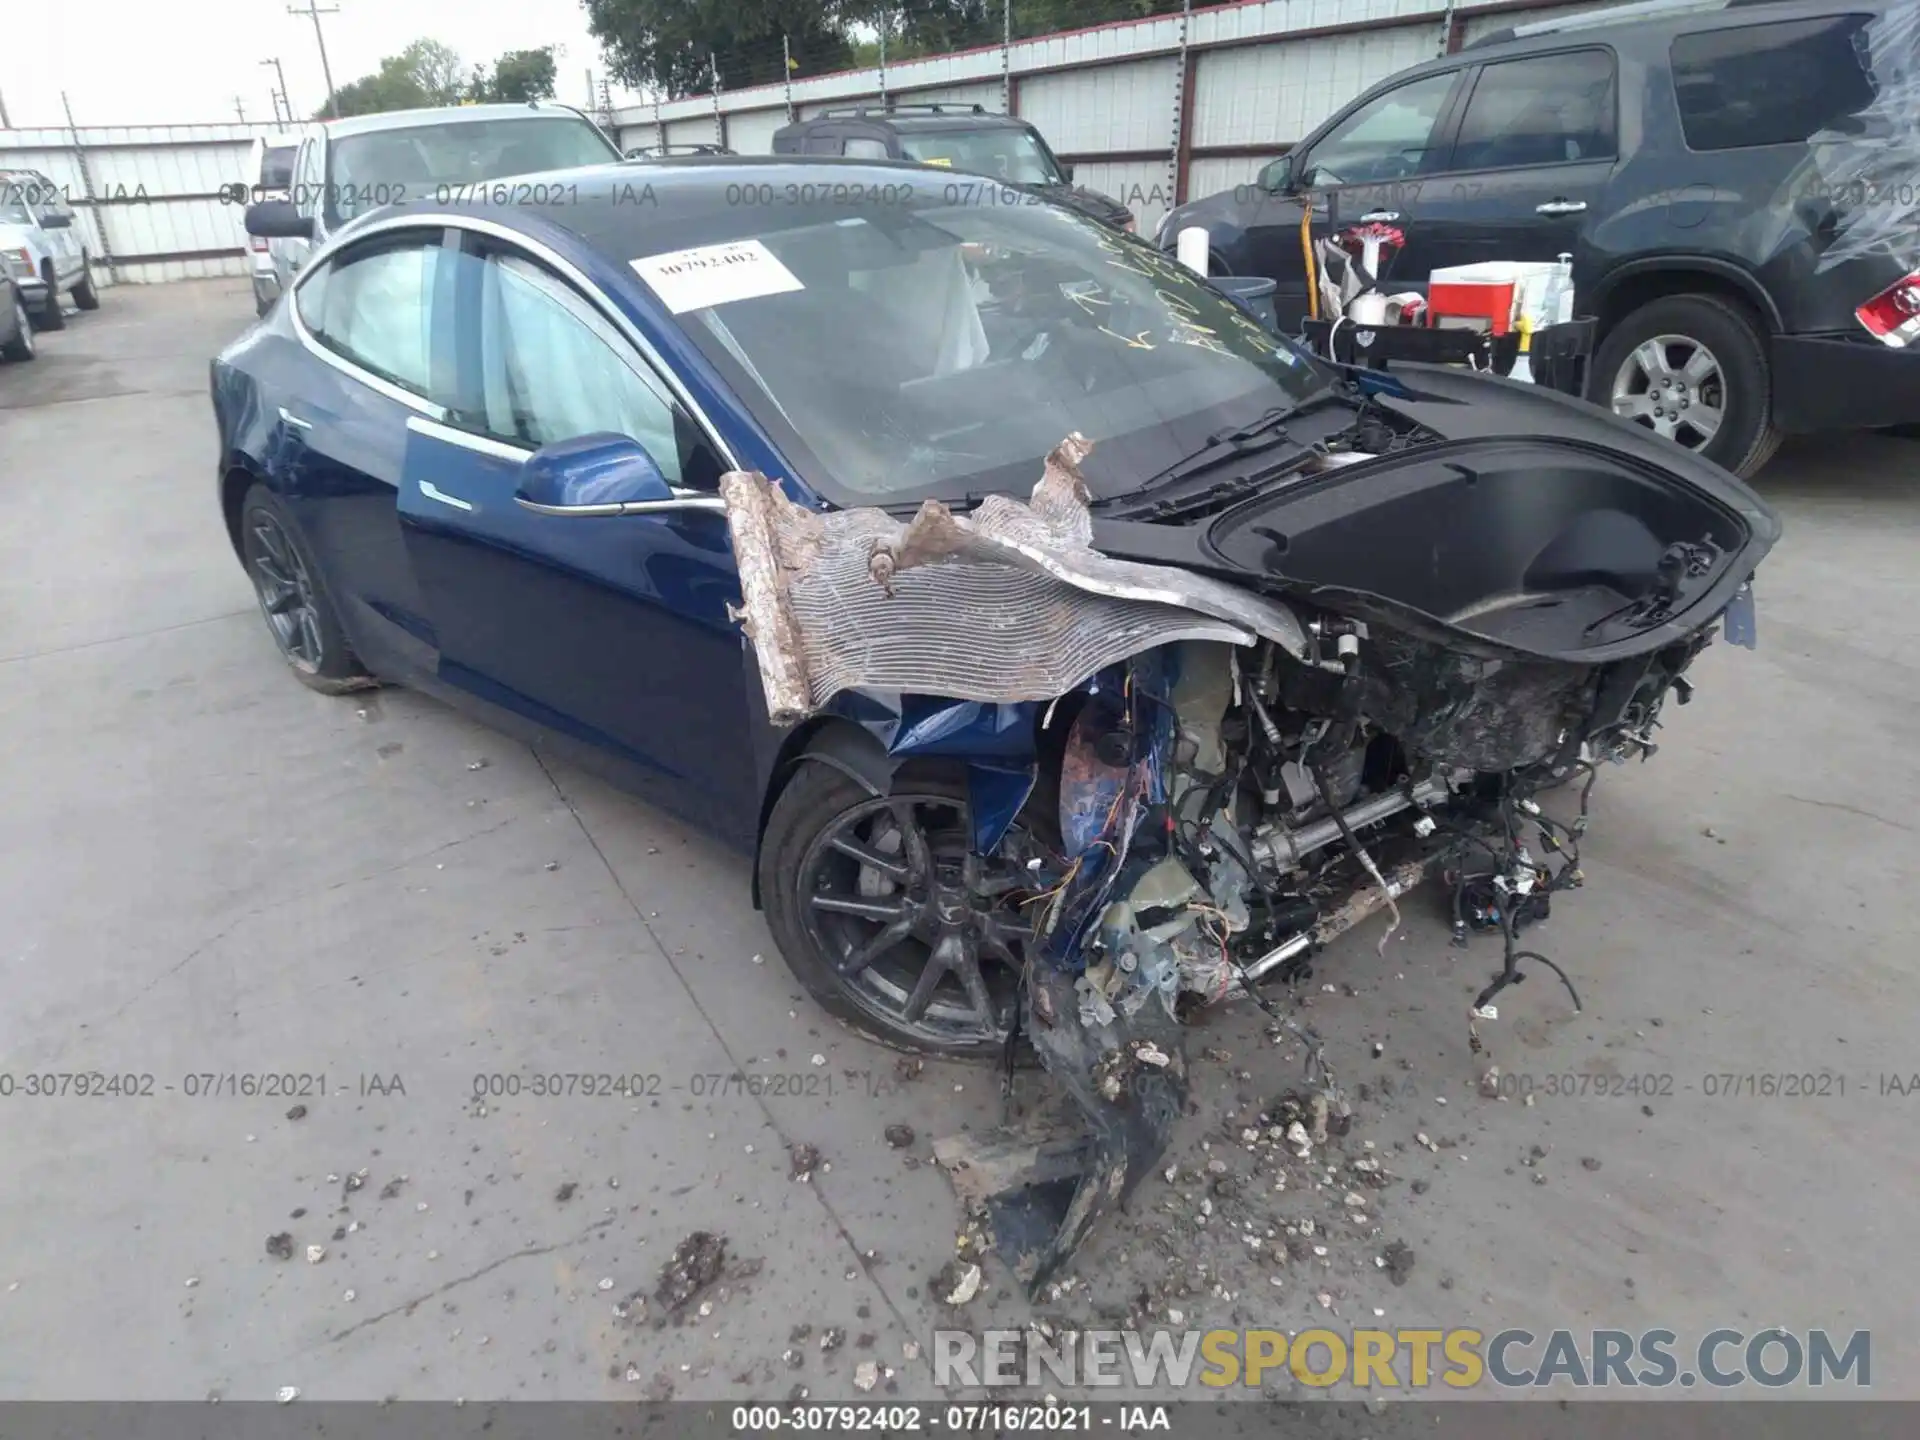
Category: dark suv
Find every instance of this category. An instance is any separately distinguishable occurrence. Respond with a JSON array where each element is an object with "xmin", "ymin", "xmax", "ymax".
[
  {"xmin": 772, "ymin": 104, "xmax": 1136, "ymax": 232},
  {"xmin": 1157, "ymin": 0, "xmax": 1920, "ymax": 476}
]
